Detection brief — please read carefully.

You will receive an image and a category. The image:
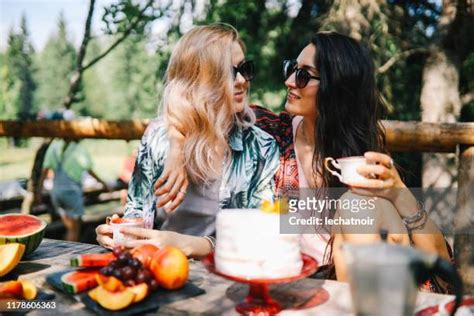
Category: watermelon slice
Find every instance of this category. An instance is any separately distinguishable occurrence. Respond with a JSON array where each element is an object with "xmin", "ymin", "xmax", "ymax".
[
  {"xmin": 0, "ymin": 214, "xmax": 47, "ymax": 256},
  {"xmin": 70, "ymin": 252, "xmax": 116, "ymax": 268},
  {"xmin": 61, "ymin": 269, "xmax": 99, "ymax": 294}
]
